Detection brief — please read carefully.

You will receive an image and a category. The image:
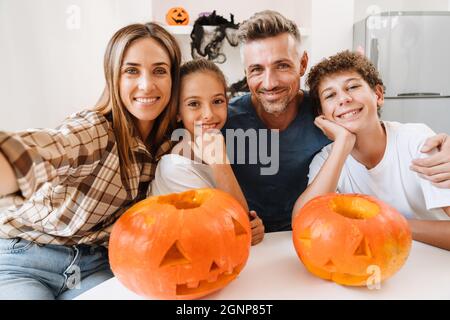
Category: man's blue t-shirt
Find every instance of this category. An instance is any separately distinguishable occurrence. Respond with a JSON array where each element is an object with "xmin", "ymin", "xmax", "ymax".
[{"xmin": 223, "ymin": 92, "xmax": 330, "ymax": 232}]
